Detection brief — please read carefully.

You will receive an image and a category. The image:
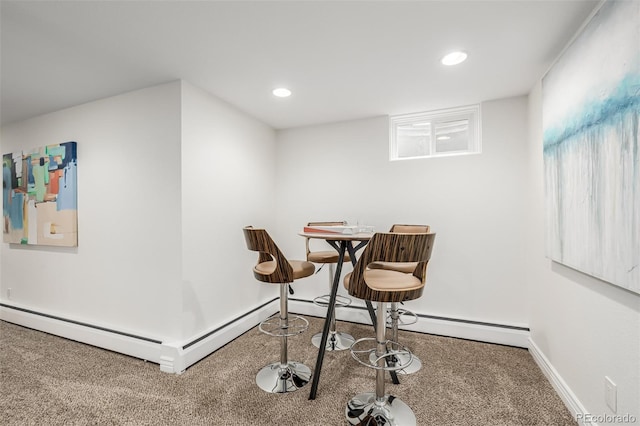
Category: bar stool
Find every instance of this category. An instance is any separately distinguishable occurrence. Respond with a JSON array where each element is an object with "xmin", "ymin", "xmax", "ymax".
[
  {"xmin": 343, "ymin": 231, "xmax": 436, "ymax": 426},
  {"xmin": 242, "ymin": 226, "xmax": 315, "ymax": 393},
  {"xmin": 370, "ymin": 224, "xmax": 430, "ymax": 375},
  {"xmin": 304, "ymin": 221, "xmax": 354, "ymax": 351}
]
